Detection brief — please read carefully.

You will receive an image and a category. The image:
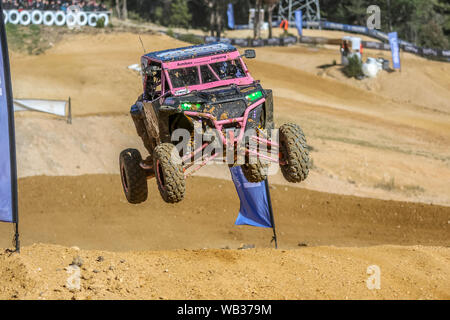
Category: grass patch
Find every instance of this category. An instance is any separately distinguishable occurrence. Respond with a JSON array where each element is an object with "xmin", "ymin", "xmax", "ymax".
[
  {"xmin": 167, "ymin": 28, "xmax": 175, "ymax": 38},
  {"xmin": 5, "ymin": 24, "xmax": 50, "ymax": 55},
  {"xmin": 165, "ymin": 29, "xmax": 203, "ymax": 45},
  {"xmin": 374, "ymin": 177, "xmax": 425, "ymax": 195},
  {"xmin": 374, "ymin": 177, "xmax": 396, "ymax": 191},
  {"xmin": 403, "ymin": 185, "xmax": 425, "ymax": 194},
  {"xmin": 166, "ymin": 28, "xmax": 205, "ymax": 44},
  {"xmin": 176, "ymin": 33, "xmax": 204, "ymax": 45},
  {"xmin": 96, "ymin": 17, "xmax": 106, "ymax": 28}
]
